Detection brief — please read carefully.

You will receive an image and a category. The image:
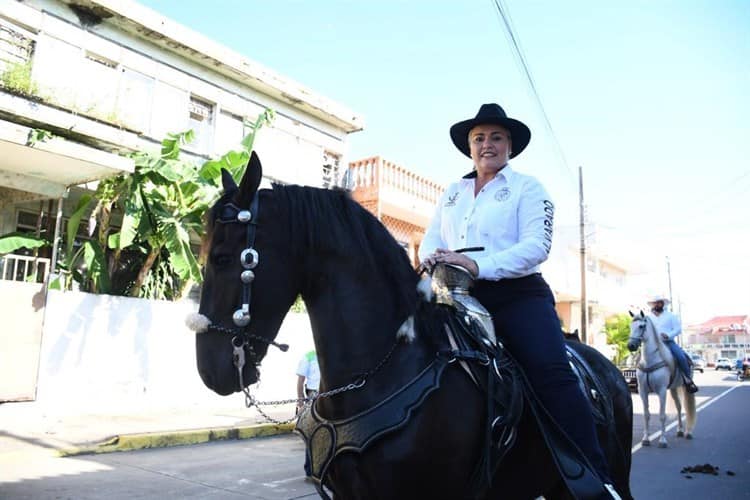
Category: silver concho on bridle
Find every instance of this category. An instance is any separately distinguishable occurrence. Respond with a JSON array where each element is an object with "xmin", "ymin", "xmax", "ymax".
[{"xmin": 233, "ymin": 210, "xmax": 258, "ymax": 328}]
